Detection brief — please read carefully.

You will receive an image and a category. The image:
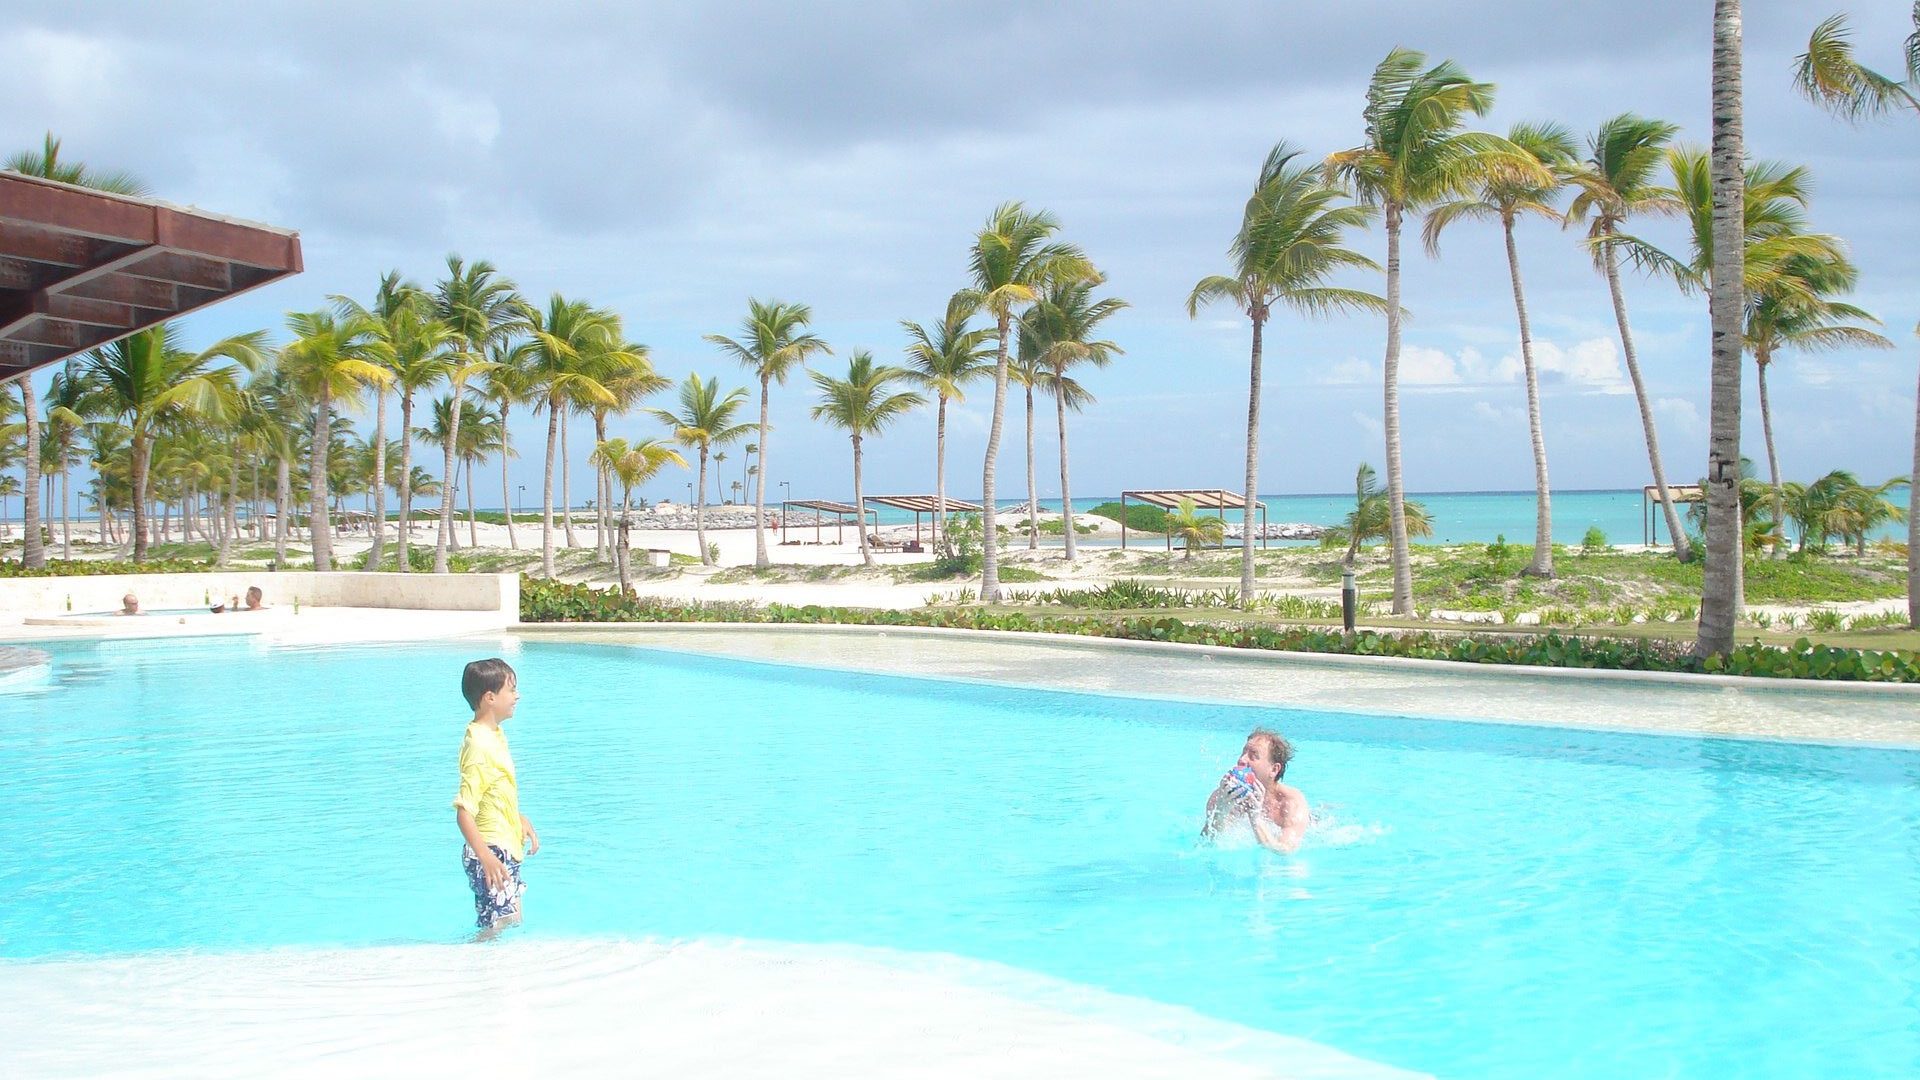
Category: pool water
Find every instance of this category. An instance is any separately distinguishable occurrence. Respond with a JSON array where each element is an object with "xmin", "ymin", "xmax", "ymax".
[{"xmin": 4, "ymin": 637, "xmax": 1918, "ymax": 1078}]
